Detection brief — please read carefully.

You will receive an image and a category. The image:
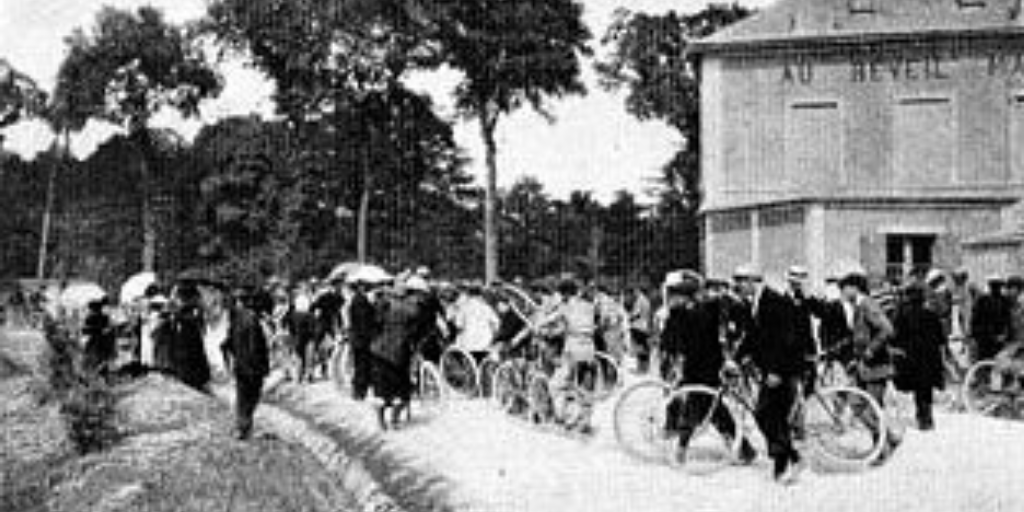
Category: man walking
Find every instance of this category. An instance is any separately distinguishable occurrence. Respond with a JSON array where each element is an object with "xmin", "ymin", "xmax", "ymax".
[
  {"xmin": 223, "ymin": 287, "xmax": 271, "ymax": 441},
  {"xmin": 839, "ymin": 271, "xmax": 899, "ymax": 462},
  {"xmin": 733, "ymin": 265, "xmax": 804, "ymax": 483}
]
